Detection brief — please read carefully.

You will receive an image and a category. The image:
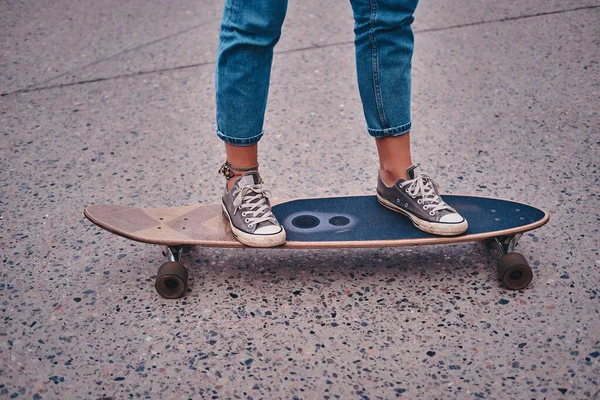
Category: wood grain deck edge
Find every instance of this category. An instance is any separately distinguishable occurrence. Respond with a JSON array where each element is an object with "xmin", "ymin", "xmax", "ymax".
[{"xmin": 85, "ymin": 206, "xmax": 549, "ymax": 249}]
